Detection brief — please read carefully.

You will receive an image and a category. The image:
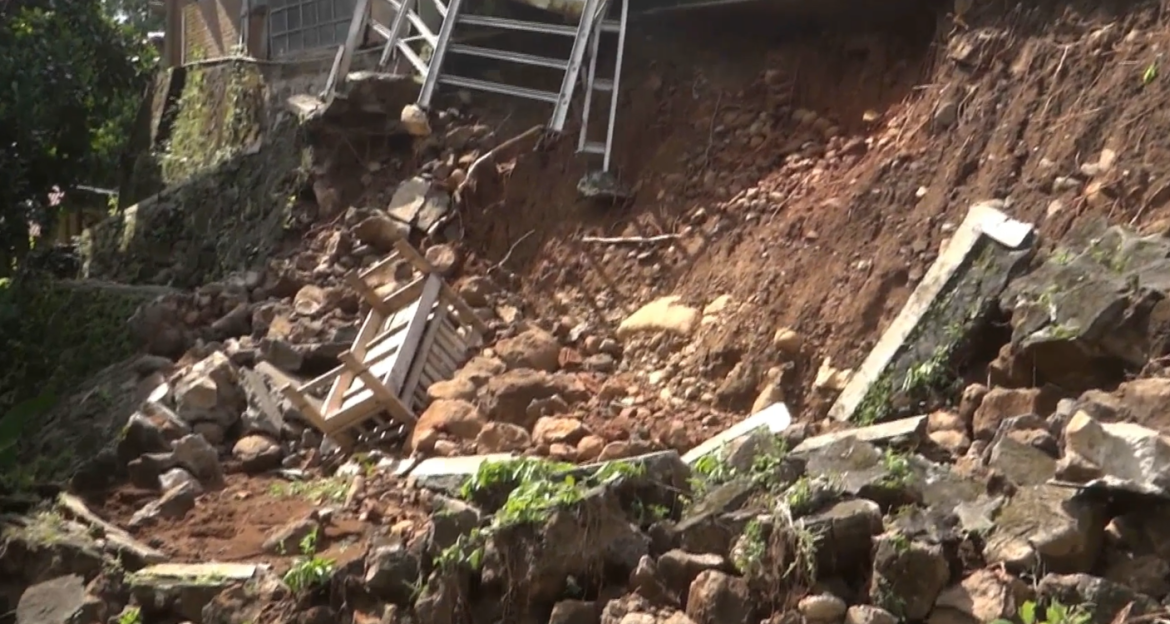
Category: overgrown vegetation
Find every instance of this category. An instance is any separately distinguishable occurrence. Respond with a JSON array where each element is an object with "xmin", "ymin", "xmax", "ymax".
[
  {"xmin": 159, "ymin": 58, "xmax": 265, "ymax": 186},
  {"xmin": 992, "ymin": 600, "xmax": 1093, "ymax": 624},
  {"xmin": 434, "ymin": 458, "xmax": 646, "ymax": 572},
  {"xmin": 268, "ymin": 477, "xmax": 351, "ymax": 504},
  {"xmin": 283, "ymin": 528, "xmax": 335, "ymax": 594},
  {"xmin": 689, "ymin": 433, "xmax": 793, "ymax": 498}
]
